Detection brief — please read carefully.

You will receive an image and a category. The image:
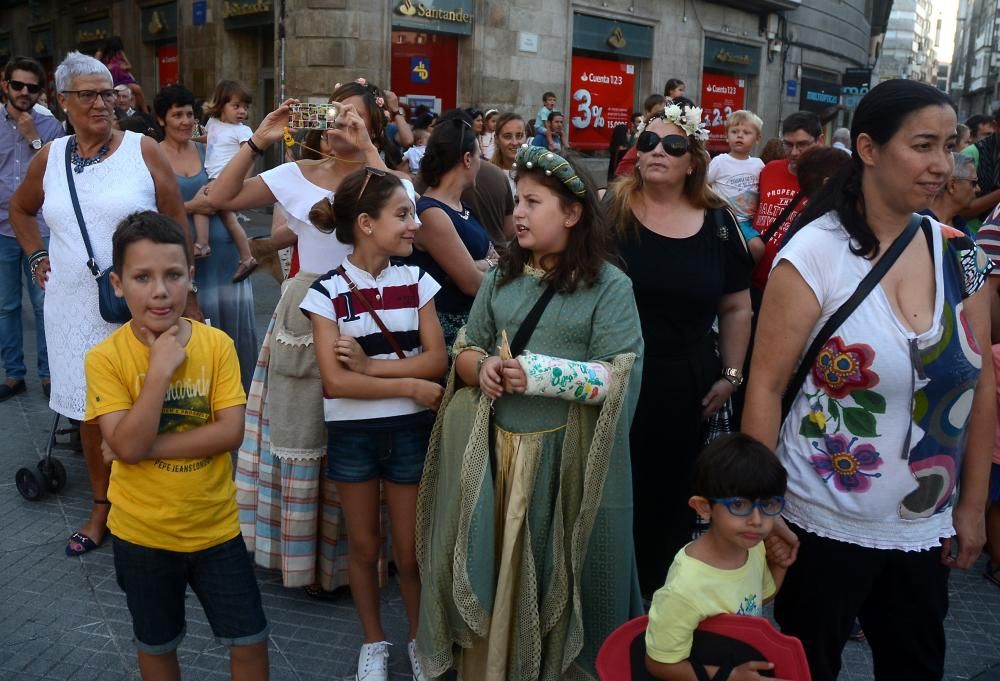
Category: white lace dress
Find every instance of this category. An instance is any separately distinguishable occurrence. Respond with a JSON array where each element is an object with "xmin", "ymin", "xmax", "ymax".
[{"xmin": 41, "ymin": 131, "xmax": 156, "ymax": 419}]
